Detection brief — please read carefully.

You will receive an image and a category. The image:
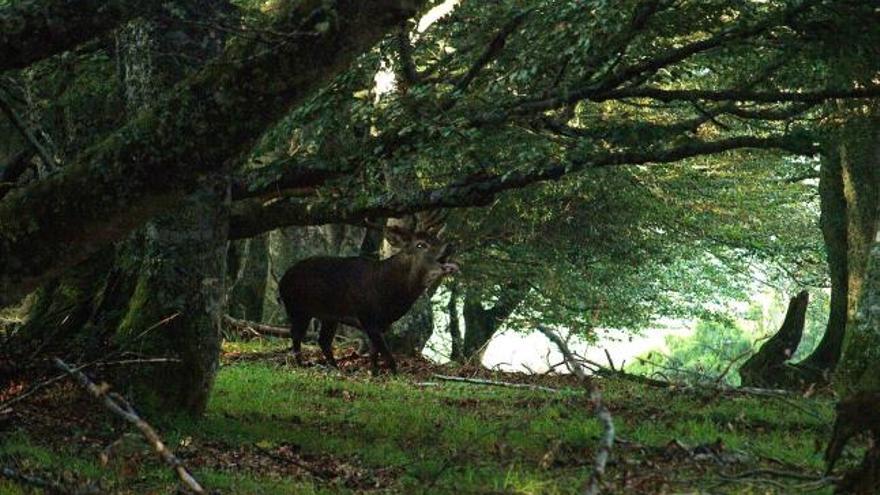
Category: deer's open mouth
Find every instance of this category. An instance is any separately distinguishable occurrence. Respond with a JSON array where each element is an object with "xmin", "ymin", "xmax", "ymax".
[{"xmin": 437, "ymin": 245, "xmax": 460, "ymax": 274}]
